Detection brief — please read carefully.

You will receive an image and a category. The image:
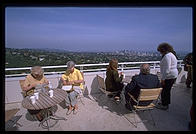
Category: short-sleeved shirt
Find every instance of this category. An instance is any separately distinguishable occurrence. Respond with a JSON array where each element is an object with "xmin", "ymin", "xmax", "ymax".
[
  {"xmin": 61, "ymin": 68, "xmax": 84, "ymax": 90},
  {"xmin": 23, "ymin": 74, "xmax": 48, "ymax": 88}
]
